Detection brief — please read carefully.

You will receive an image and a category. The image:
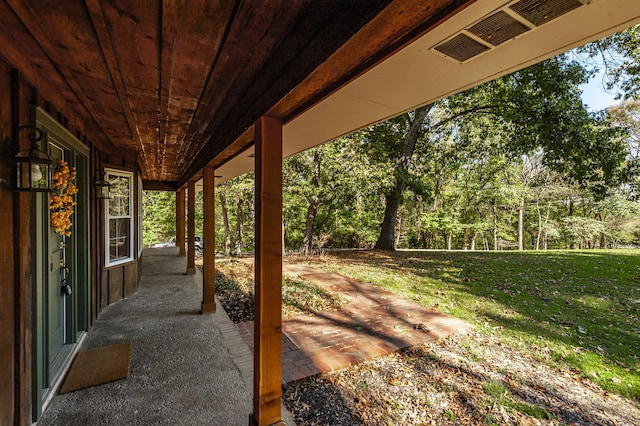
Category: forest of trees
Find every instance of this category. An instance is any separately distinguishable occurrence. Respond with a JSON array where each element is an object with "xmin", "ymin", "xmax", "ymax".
[{"xmin": 143, "ymin": 27, "xmax": 640, "ymax": 254}]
